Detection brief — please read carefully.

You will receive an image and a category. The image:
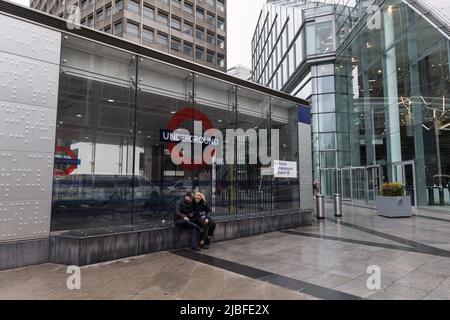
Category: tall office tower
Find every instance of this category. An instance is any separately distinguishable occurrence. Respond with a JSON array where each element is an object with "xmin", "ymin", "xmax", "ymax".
[
  {"xmin": 251, "ymin": 0, "xmax": 346, "ymax": 199},
  {"xmin": 30, "ymin": 0, "xmax": 227, "ymax": 70}
]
